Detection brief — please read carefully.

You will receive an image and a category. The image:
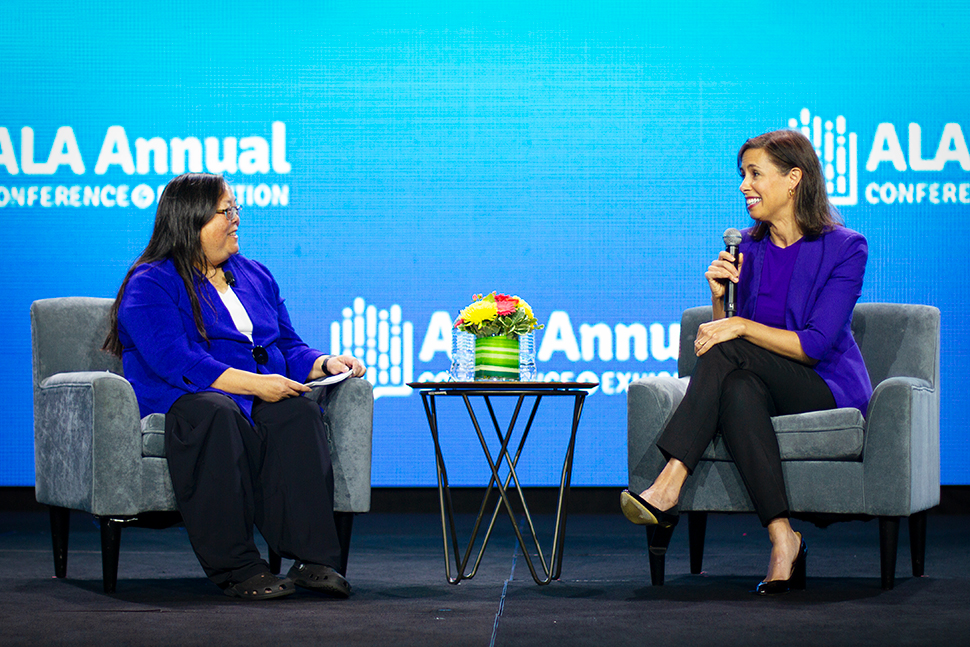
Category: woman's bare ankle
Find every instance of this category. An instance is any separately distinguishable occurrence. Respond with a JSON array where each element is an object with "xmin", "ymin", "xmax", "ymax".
[{"xmin": 765, "ymin": 522, "xmax": 802, "ymax": 582}]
